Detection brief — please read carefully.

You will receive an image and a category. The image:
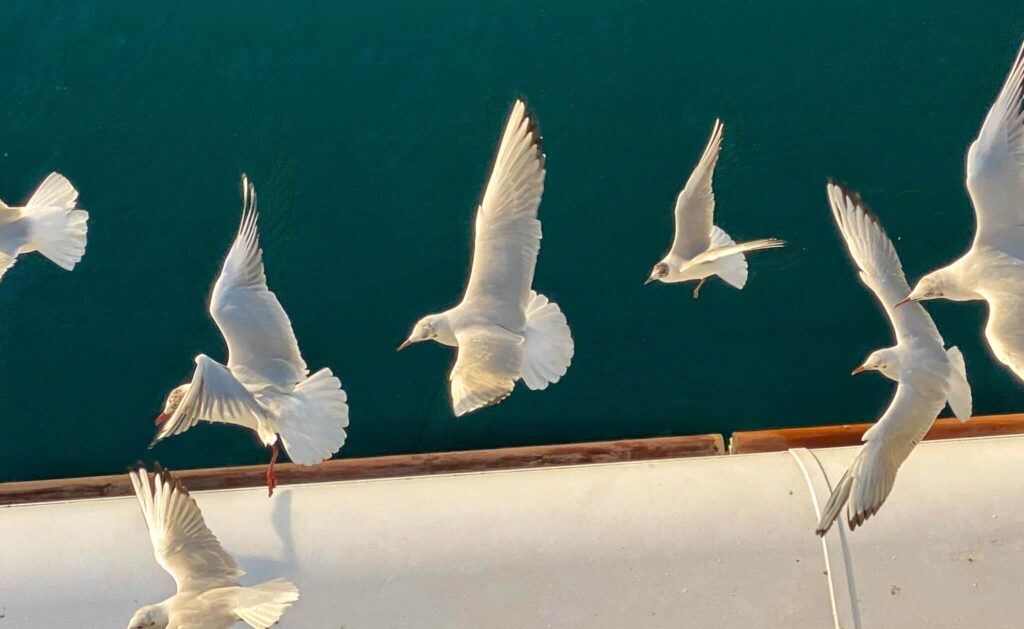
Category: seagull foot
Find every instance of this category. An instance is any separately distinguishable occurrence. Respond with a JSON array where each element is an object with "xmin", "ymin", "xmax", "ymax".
[
  {"xmin": 266, "ymin": 443, "xmax": 280, "ymax": 497},
  {"xmin": 692, "ymin": 279, "xmax": 705, "ymax": 299}
]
